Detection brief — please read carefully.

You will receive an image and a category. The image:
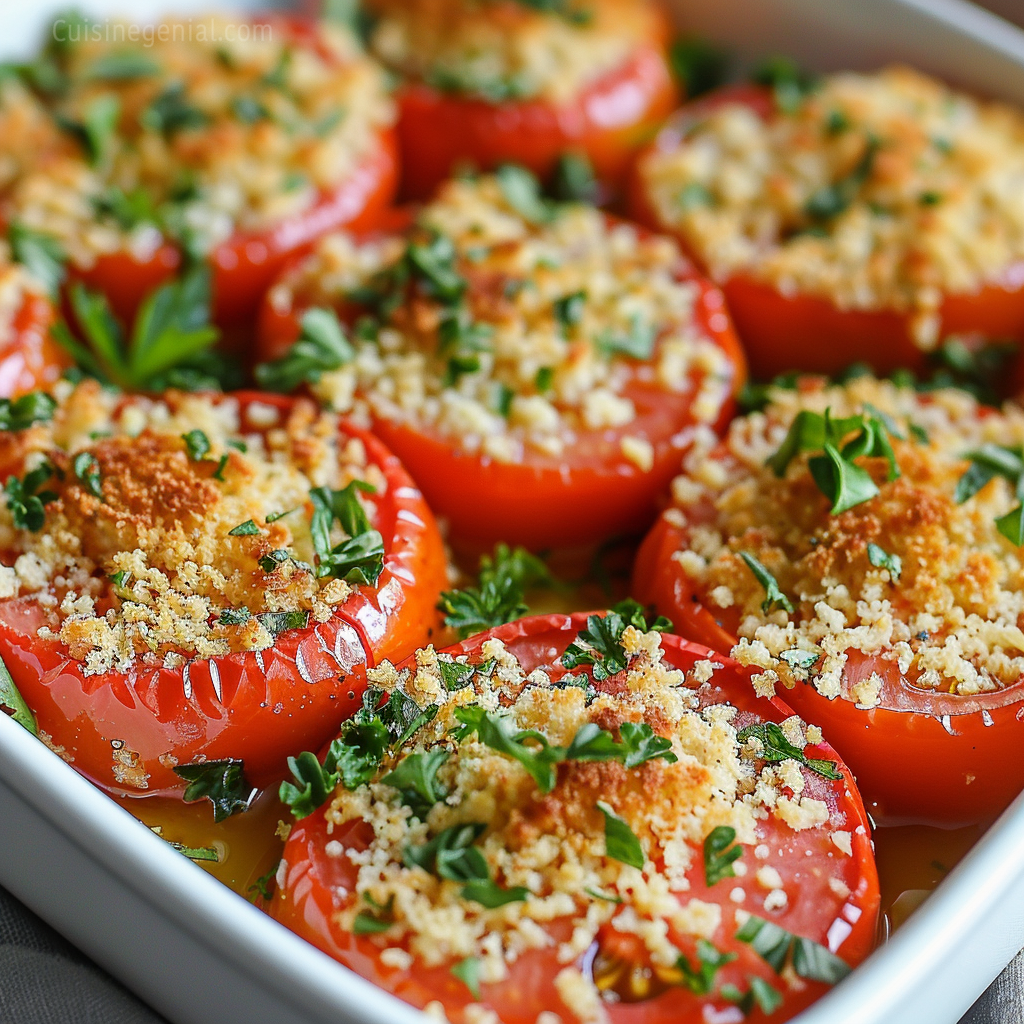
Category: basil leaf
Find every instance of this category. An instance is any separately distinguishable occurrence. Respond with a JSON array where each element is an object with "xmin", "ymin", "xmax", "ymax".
[
  {"xmin": 738, "ymin": 552, "xmax": 794, "ymax": 615},
  {"xmin": 0, "ymin": 653, "xmax": 36, "ymax": 734},
  {"xmin": 736, "ymin": 721, "xmax": 842, "ymax": 781},
  {"xmin": 596, "ymin": 801, "xmax": 644, "ymax": 869},
  {"xmin": 254, "ymin": 306, "xmax": 354, "ymax": 393},
  {"xmin": 8, "ymin": 224, "xmax": 66, "ymax": 296},
  {"xmin": 173, "ymin": 759, "xmax": 253, "ymax": 822},
  {"xmin": 381, "ymin": 750, "xmax": 449, "ymax": 819},
  {"xmin": 791, "ymin": 936, "xmax": 852, "ymax": 984},
  {"xmin": 703, "ymin": 825, "xmax": 742, "ymax": 886},
  {"xmin": 866, "ymin": 542, "xmax": 902, "ymax": 579}
]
